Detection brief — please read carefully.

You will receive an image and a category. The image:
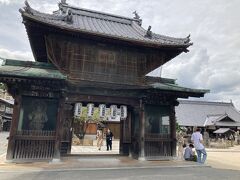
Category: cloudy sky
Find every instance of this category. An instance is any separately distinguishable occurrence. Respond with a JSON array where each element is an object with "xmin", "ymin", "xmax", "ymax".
[{"xmin": 0, "ymin": 0, "xmax": 240, "ymax": 109}]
